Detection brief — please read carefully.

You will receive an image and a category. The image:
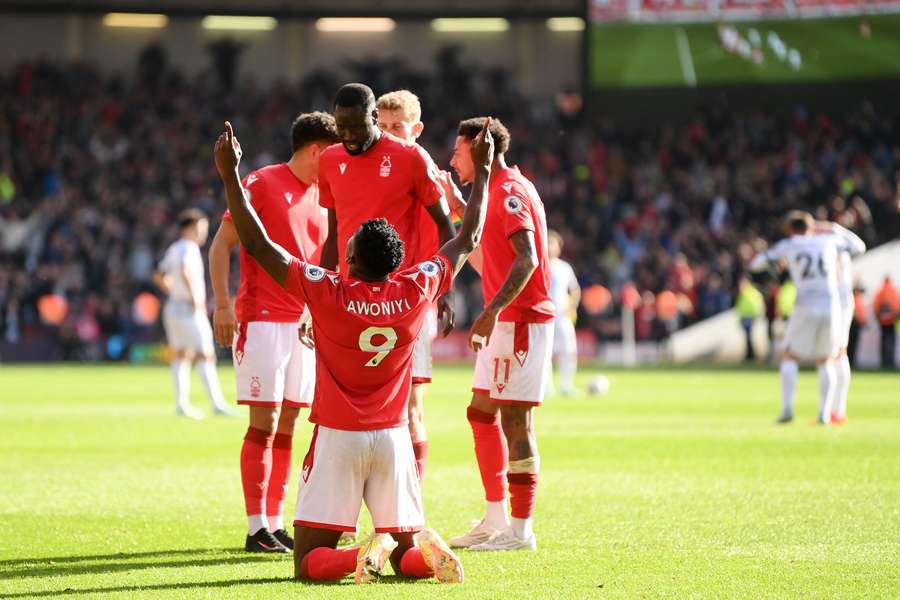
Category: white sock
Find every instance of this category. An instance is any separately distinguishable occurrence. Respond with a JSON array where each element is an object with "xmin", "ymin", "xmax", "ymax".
[
  {"xmin": 817, "ymin": 362, "xmax": 836, "ymax": 423},
  {"xmin": 834, "ymin": 354, "xmax": 851, "ymax": 419},
  {"xmin": 268, "ymin": 515, "xmax": 284, "ymax": 532},
  {"xmin": 485, "ymin": 499, "xmax": 510, "ymax": 530},
  {"xmin": 197, "ymin": 359, "xmax": 227, "ymax": 410},
  {"xmin": 511, "ymin": 516, "xmax": 534, "ymax": 539},
  {"xmin": 248, "ymin": 514, "xmax": 268, "ymax": 535},
  {"xmin": 779, "ymin": 359, "xmax": 798, "ymax": 416},
  {"xmin": 559, "ymin": 354, "xmax": 577, "ymax": 392},
  {"xmin": 171, "ymin": 359, "xmax": 191, "ymax": 411}
]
